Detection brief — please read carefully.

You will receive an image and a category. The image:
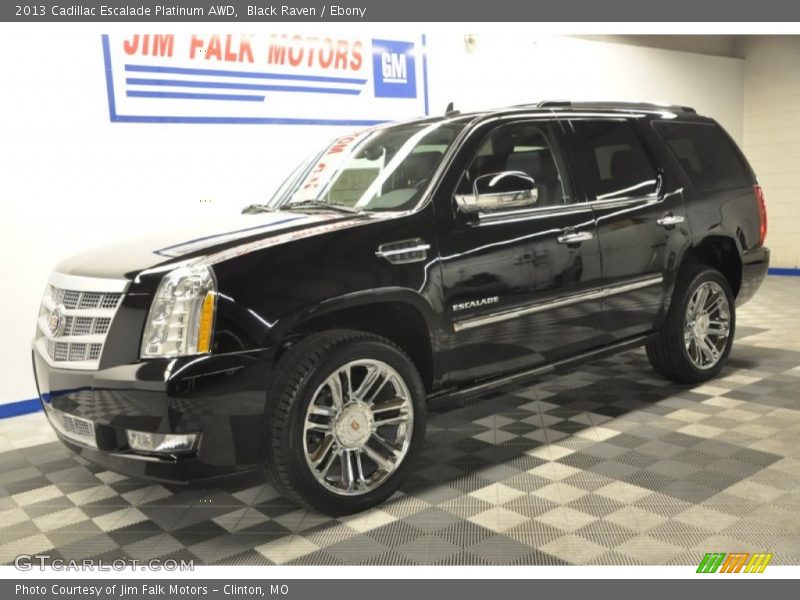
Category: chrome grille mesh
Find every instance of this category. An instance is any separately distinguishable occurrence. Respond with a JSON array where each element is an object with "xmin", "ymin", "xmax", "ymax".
[{"xmin": 36, "ymin": 277, "xmax": 126, "ymax": 370}]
